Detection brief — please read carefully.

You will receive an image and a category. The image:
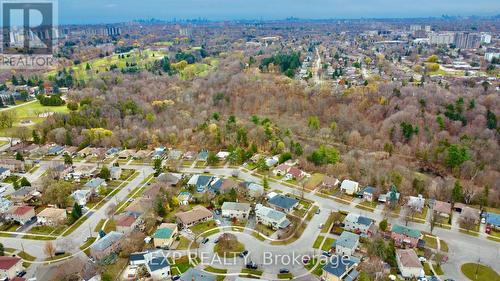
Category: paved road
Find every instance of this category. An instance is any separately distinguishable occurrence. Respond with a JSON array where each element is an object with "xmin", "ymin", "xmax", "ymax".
[{"xmin": 2, "ymin": 163, "xmax": 499, "ymax": 281}]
